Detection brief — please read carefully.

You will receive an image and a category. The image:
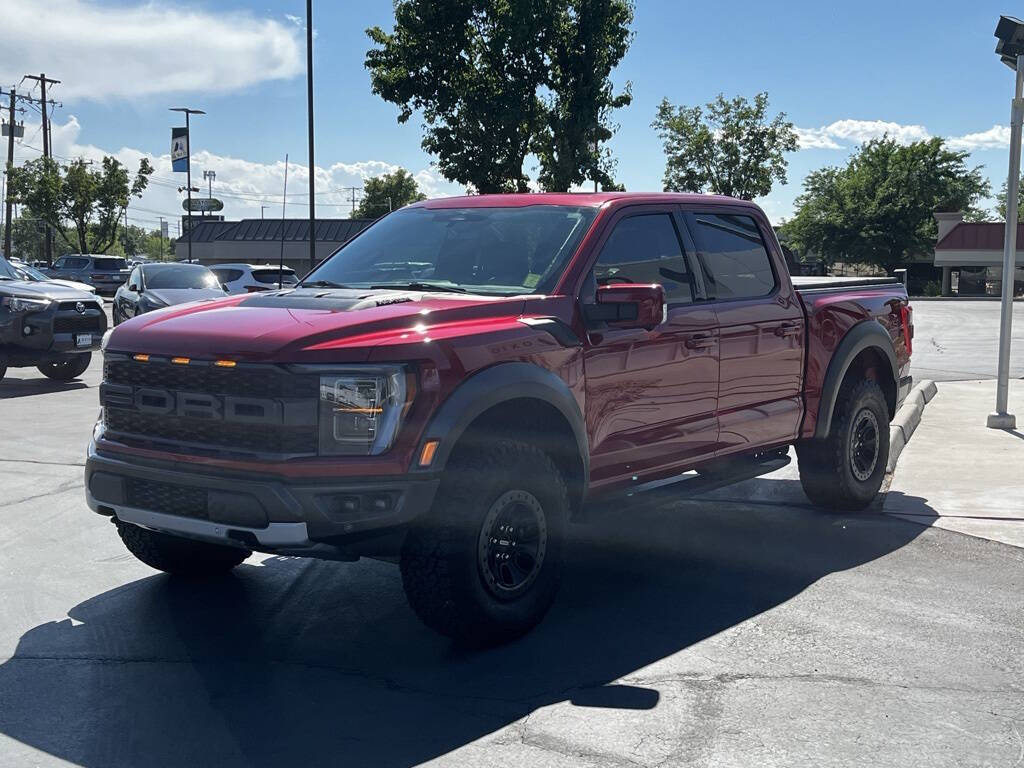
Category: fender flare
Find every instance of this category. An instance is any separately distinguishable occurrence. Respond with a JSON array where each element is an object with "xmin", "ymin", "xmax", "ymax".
[
  {"xmin": 813, "ymin": 320, "xmax": 898, "ymax": 440},
  {"xmin": 412, "ymin": 362, "xmax": 589, "ymax": 483}
]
